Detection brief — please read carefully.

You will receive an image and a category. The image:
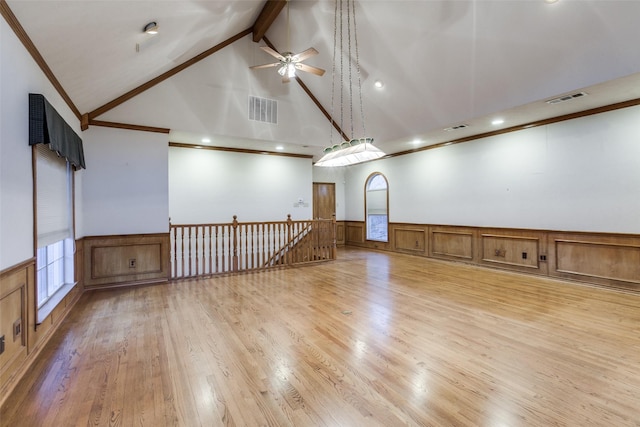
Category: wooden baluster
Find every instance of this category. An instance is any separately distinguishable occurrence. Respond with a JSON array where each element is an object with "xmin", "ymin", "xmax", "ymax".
[
  {"xmin": 215, "ymin": 225, "xmax": 220, "ymax": 274},
  {"xmin": 287, "ymin": 214, "xmax": 292, "ymax": 266},
  {"xmin": 232, "ymin": 216, "xmax": 238, "ymax": 272},
  {"xmin": 188, "ymin": 226, "xmax": 193, "ymax": 277},
  {"xmin": 269, "ymin": 223, "xmax": 274, "ymax": 267},
  {"xmin": 209, "ymin": 225, "xmax": 213, "ymax": 274},
  {"xmin": 195, "ymin": 226, "xmax": 199, "ymax": 277},
  {"xmin": 202, "ymin": 225, "xmax": 211, "ymax": 275},
  {"xmin": 308, "ymin": 221, "xmax": 313, "ymax": 261},
  {"xmin": 318, "ymin": 221, "xmax": 322, "ymax": 259},
  {"xmin": 277, "ymin": 222, "xmax": 282, "ymax": 265},
  {"xmin": 331, "ymin": 213, "xmax": 337, "ymax": 260},
  {"xmin": 171, "ymin": 225, "xmax": 176, "ymax": 279},
  {"xmin": 181, "ymin": 226, "xmax": 185, "ymax": 278},
  {"xmin": 222, "ymin": 225, "xmax": 226, "ymax": 273},
  {"xmin": 244, "ymin": 224, "xmax": 248, "ymax": 271},
  {"xmin": 237, "ymin": 222, "xmax": 242, "ymax": 272},
  {"xmin": 261, "ymin": 223, "xmax": 266, "ymax": 268},
  {"xmin": 250, "ymin": 224, "xmax": 255, "ymax": 270}
]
